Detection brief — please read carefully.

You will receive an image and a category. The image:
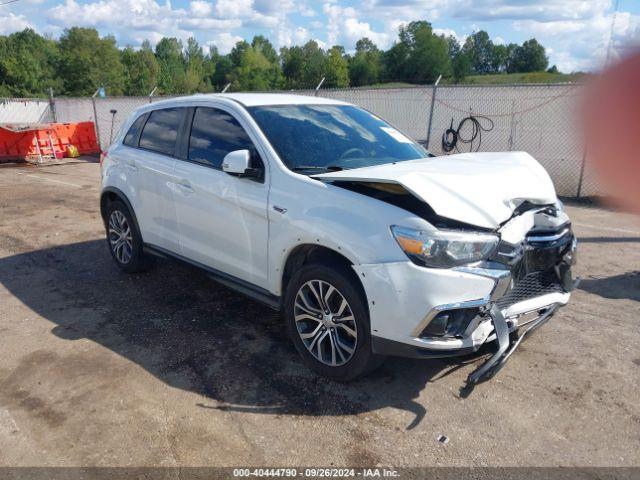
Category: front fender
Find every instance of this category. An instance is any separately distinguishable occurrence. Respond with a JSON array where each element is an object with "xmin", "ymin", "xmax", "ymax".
[{"xmin": 266, "ymin": 174, "xmax": 430, "ymax": 295}]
